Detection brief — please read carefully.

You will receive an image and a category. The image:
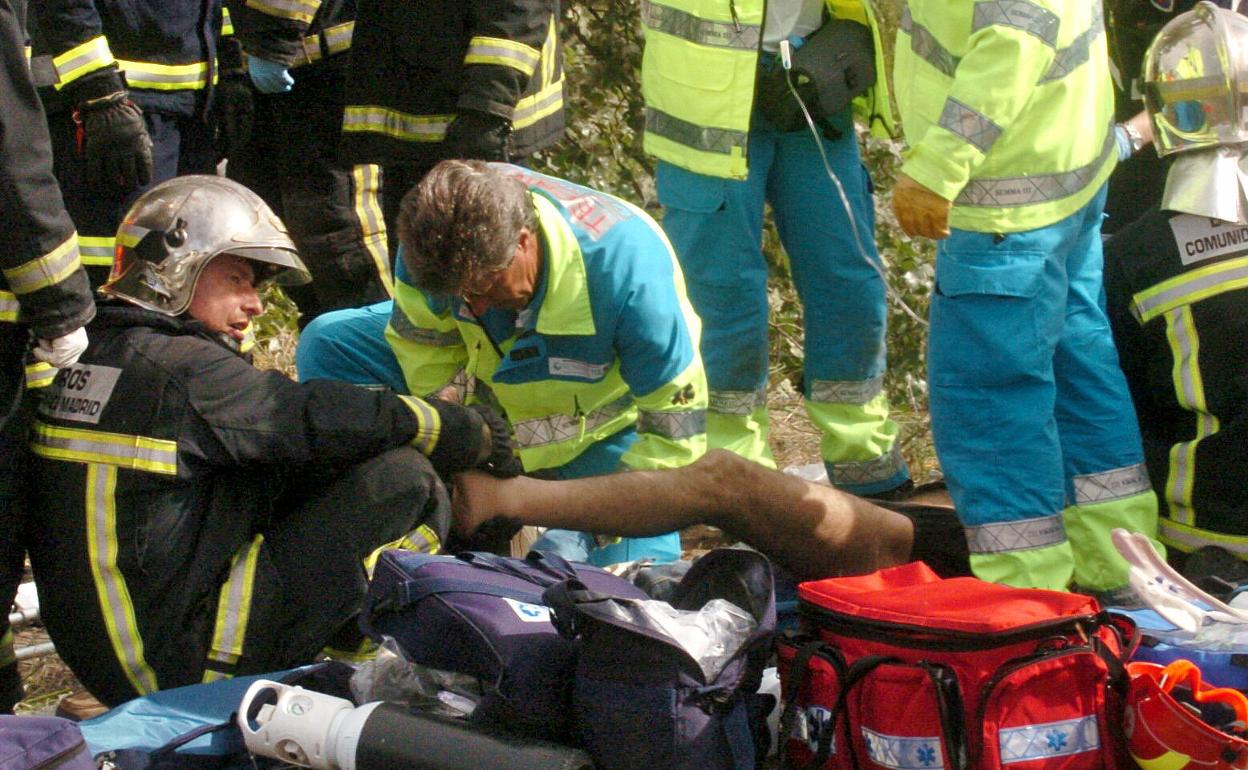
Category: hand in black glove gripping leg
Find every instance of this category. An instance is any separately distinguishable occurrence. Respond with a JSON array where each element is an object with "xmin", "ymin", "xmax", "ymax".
[
  {"xmin": 443, "ymin": 109, "xmax": 512, "ymax": 161},
  {"xmin": 67, "ymin": 69, "xmax": 153, "ymax": 190},
  {"xmin": 424, "ymin": 399, "xmax": 523, "ymax": 478}
]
